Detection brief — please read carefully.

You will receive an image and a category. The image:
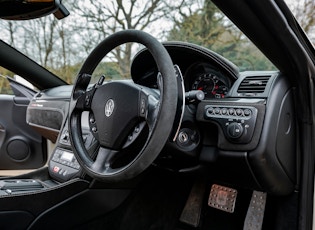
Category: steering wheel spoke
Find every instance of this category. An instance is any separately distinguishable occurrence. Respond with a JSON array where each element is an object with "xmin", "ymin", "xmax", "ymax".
[
  {"xmin": 122, "ymin": 121, "xmax": 147, "ymax": 148},
  {"xmin": 70, "ymin": 73, "xmax": 97, "ymax": 112},
  {"xmin": 73, "ymin": 89, "xmax": 93, "ymax": 111},
  {"xmin": 91, "ymin": 147, "xmax": 118, "ymax": 173},
  {"xmin": 140, "ymin": 90, "xmax": 160, "ymax": 130}
]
